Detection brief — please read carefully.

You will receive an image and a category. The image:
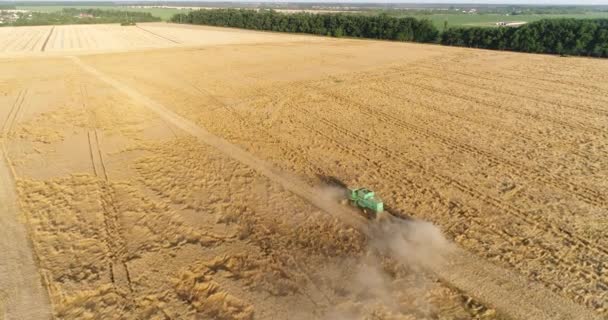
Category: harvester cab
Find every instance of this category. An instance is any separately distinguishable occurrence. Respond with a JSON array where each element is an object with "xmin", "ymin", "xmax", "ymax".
[{"xmin": 348, "ymin": 187, "xmax": 384, "ymax": 217}]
